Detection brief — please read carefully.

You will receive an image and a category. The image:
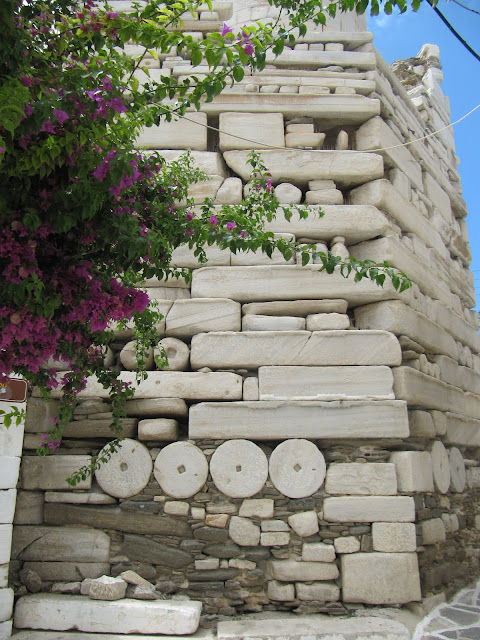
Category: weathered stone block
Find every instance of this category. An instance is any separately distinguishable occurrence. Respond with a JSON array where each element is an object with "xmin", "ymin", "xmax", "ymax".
[
  {"xmin": 191, "ymin": 265, "xmax": 406, "ymax": 305},
  {"xmin": 14, "ymin": 594, "xmax": 202, "ymax": 635},
  {"xmin": 355, "ymin": 300, "xmax": 458, "ymax": 360},
  {"xmin": 219, "ymin": 112, "xmax": 284, "ymax": 151},
  {"xmin": 243, "ymin": 316, "xmax": 304, "ymax": 331},
  {"xmin": 389, "ymin": 451, "xmax": 434, "ymax": 493},
  {"xmin": 325, "ymin": 463, "xmax": 397, "ymax": 495},
  {"xmin": 323, "ymin": 497, "xmax": 415, "ymax": 522},
  {"xmin": 341, "ymin": 553, "xmax": 421, "ymax": 604},
  {"xmin": 166, "ymin": 298, "xmax": 241, "ymax": 337},
  {"xmin": 302, "ymin": 543, "xmax": 336, "ymax": 562},
  {"xmin": 263, "ymin": 205, "xmax": 389, "ymax": 244},
  {"xmin": 189, "ymin": 400, "xmax": 408, "ymax": 440},
  {"xmin": 12, "ymin": 526, "xmax": 110, "ymax": 562},
  {"xmin": 288, "ymin": 511, "xmax": 319, "ymax": 538},
  {"xmin": 191, "ymin": 330, "xmax": 402, "ymax": 368},
  {"xmin": 268, "ymin": 559, "xmax": 339, "ymax": 582},
  {"xmin": 0, "ymin": 589, "xmax": 13, "ymax": 623},
  {"xmin": 238, "ymin": 499, "xmax": 274, "ymax": 519},
  {"xmin": 136, "ymin": 112, "xmax": 207, "ymax": 150},
  {"xmin": 223, "ymin": 150, "xmax": 383, "ymax": 187},
  {"xmin": 421, "ymin": 518, "xmax": 446, "ymax": 545},
  {"xmin": 267, "ymin": 580, "xmax": 295, "ymax": 602},
  {"xmin": 371, "ymin": 523, "xmax": 416, "ymax": 552},
  {"xmin": 296, "ymin": 582, "xmax": 340, "ymax": 602},
  {"xmin": 54, "ymin": 371, "xmax": 243, "ymax": 401},
  {"xmin": 138, "ymin": 419, "xmax": 179, "ymax": 441},
  {"xmin": 229, "ymin": 516, "xmax": 260, "ymax": 546},
  {"xmin": 356, "ymin": 117, "xmax": 422, "ymax": 188},
  {"xmin": 23, "ymin": 562, "xmax": 110, "ymax": 582},
  {"xmin": 258, "ymin": 366, "xmax": 394, "ymax": 400},
  {"xmin": 334, "ymin": 536, "xmax": 360, "ymax": 554},
  {"xmin": 21, "ymin": 456, "xmax": 91, "ymax": 491}
]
